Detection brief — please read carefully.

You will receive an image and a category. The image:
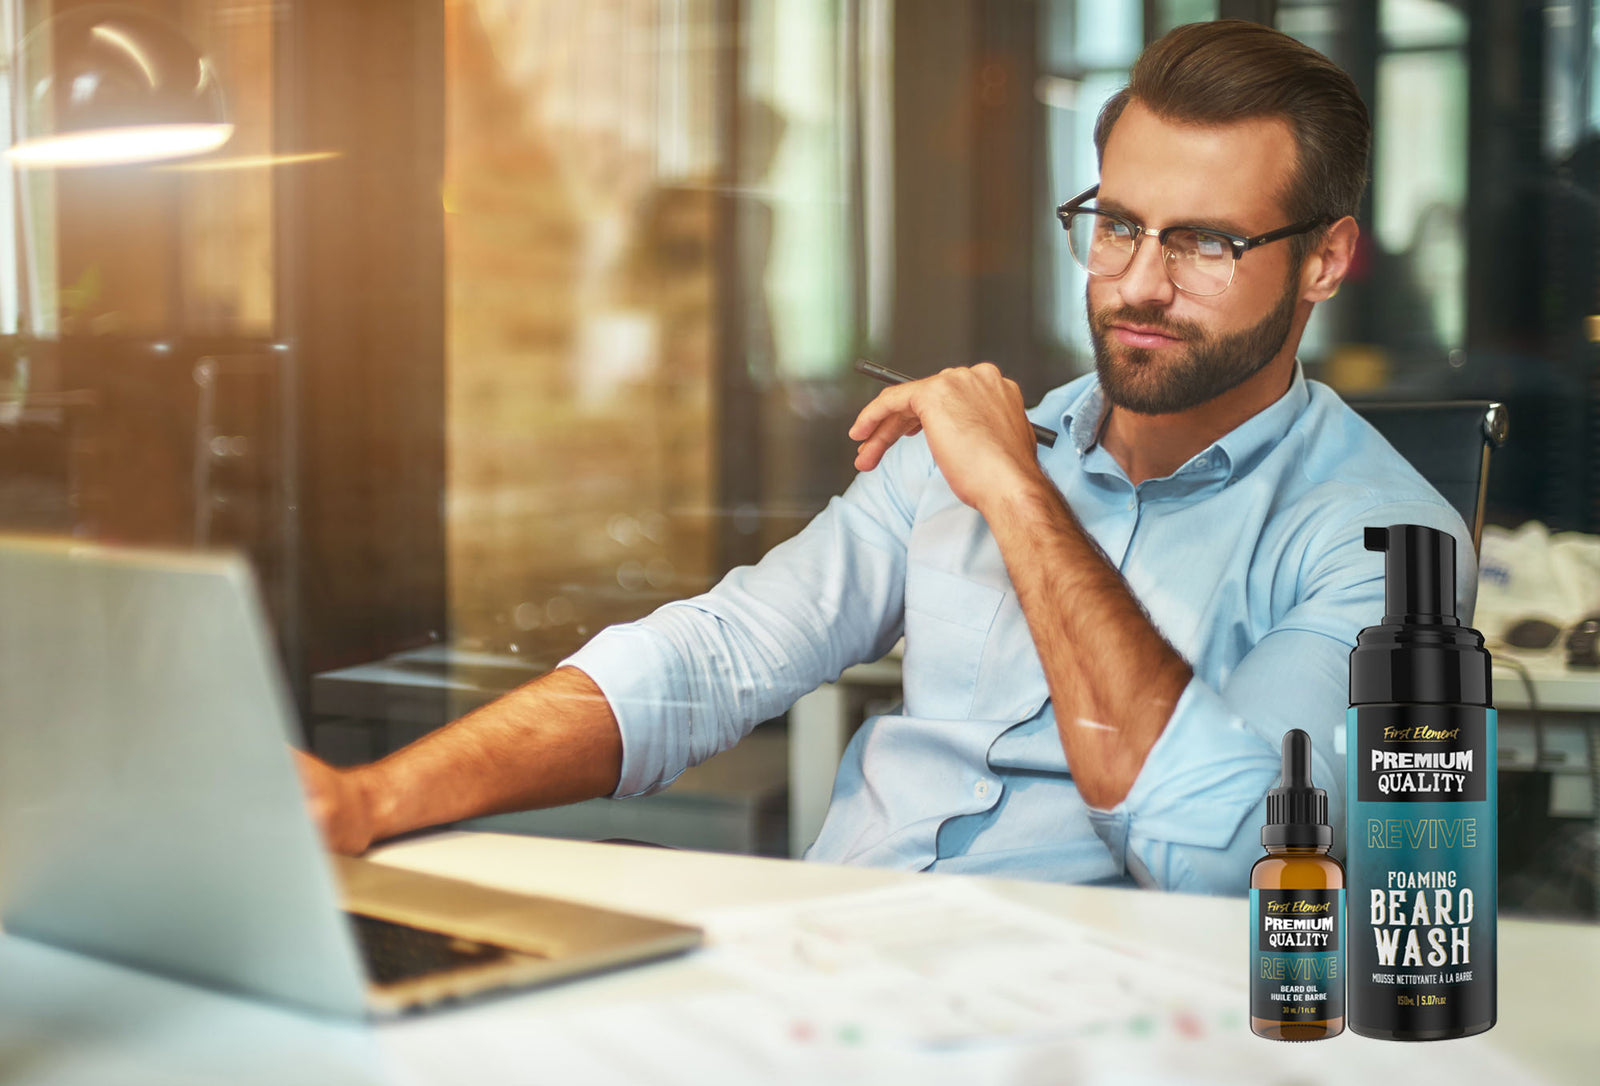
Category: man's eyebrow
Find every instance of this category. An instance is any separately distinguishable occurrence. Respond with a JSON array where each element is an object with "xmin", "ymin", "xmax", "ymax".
[{"xmin": 1092, "ymin": 197, "xmax": 1251, "ymax": 237}]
